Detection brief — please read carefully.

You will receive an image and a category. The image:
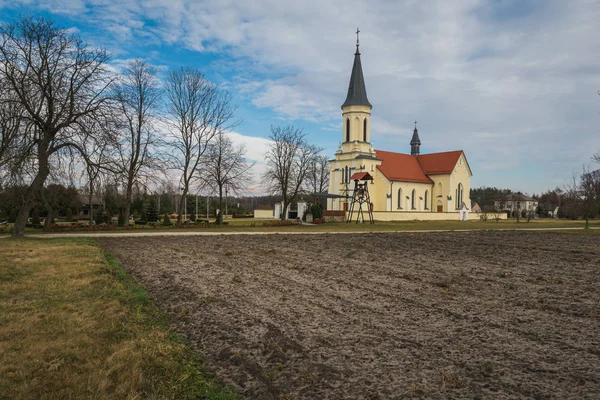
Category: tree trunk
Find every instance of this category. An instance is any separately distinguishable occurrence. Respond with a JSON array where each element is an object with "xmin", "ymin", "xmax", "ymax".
[
  {"xmin": 44, "ymin": 207, "xmax": 54, "ymax": 228},
  {"xmin": 178, "ymin": 187, "xmax": 188, "ymax": 224},
  {"xmin": 123, "ymin": 179, "xmax": 133, "ymax": 227},
  {"xmin": 217, "ymin": 185, "xmax": 223, "ymax": 225},
  {"xmin": 281, "ymin": 198, "xmax": 289, "ymax": 221},
  {"xmin": 88, "ymin": 184, "xmax": 94, "ymax": 225},
  {"xmin": 13, "ymin": 147, "xmax": 50, "ymax": 238},
  {"xmin": 40, "ymin": 186, "xmax": 54, "ymax": 228}
]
